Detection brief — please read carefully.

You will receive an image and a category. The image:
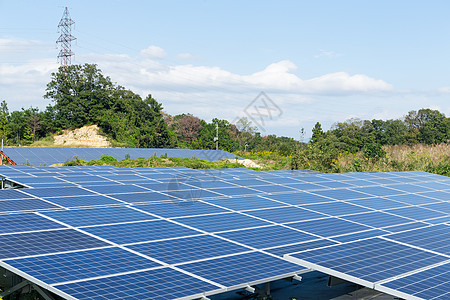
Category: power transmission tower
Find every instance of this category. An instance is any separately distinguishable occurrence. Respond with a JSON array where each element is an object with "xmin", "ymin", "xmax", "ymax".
[{"xmin": 56, "ymin": 7, "xmax": 76, "ymax": 66}]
